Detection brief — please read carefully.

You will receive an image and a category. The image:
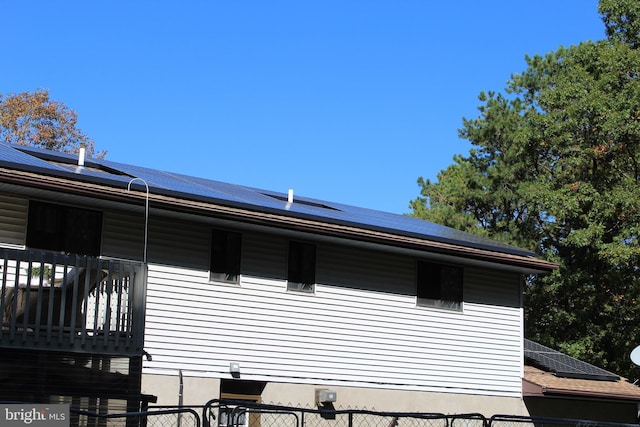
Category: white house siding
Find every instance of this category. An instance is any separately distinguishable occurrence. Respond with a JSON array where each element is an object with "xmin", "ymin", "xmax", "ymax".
[
  {"xmin": 0, "ymin": 193, "xmax": 37, "ymax": 286},
  {"xmin": 0, "ymin": 198, "xmax": 524, "ymax": 396},
  {"xmin": 102, "ymin": 210, "xmax": 144, "ymax": 261},
  {"xmin": 103, "ymin": 213, "xmax": 210, "ymax": 268},
  {"xmin": 143, "ymin": 228, "xmax": 525, "ymax": 397},
  {"xmin": 0, "ymin": 193, "xmax": 27, "ymax": 247}
]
